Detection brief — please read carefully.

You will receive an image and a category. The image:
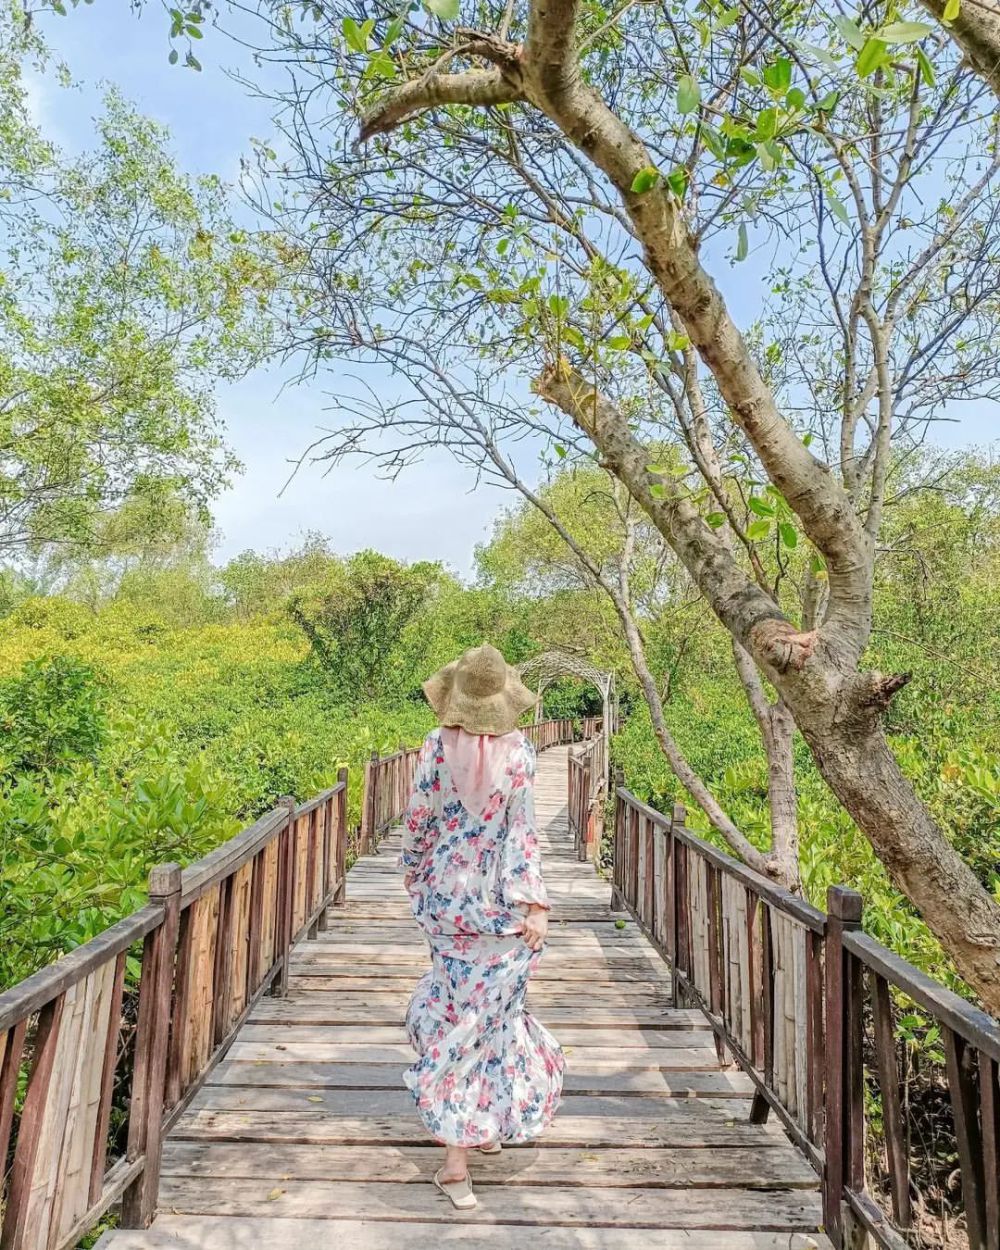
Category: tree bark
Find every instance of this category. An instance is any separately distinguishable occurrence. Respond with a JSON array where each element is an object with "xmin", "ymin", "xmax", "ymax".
[{"xmin": 917, "ymin": 0, "xmax": 1000, "ymax": 101}]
